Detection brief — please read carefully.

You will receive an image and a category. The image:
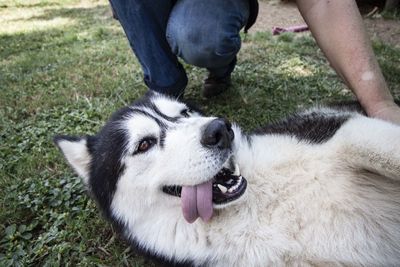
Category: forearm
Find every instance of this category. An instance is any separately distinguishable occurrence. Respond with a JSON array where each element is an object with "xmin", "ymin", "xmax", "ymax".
[{"xmin": 296, "ymin": 0, "xmax": 394, "ymax": 116}]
